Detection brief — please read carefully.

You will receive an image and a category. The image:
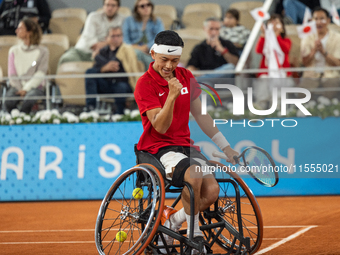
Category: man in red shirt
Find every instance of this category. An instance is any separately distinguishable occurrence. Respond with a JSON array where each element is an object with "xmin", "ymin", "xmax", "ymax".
[{"xmin": 134, "ymin": 30, "xmax": 238, "ymax": 254}]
